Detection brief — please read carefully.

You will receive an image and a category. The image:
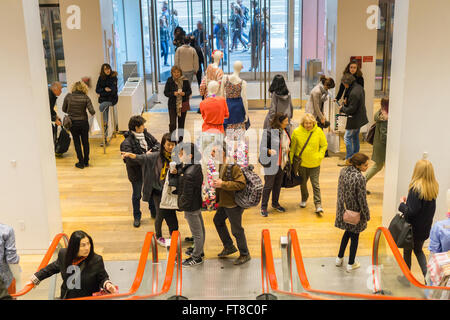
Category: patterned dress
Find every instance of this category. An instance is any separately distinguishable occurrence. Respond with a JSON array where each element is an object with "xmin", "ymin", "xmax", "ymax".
[
  {"xmin": 335, "ymin": 166, "xmax": 370, "ymax": 233},
  {"xmin": 200, "ymin": 64, "xmax": 224, "ymax": 97},
  {"xmin": 201, "ymin": 157, "xmax": 219, "ymax": 211}
]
